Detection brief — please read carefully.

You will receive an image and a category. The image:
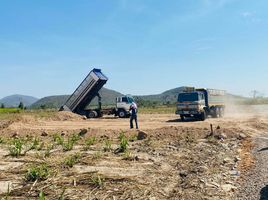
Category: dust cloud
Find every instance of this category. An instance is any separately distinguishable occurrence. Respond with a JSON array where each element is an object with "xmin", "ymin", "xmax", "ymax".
[{"xmin": 224, "ymin": 97, "xmax": 268, "ymax": 118}]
